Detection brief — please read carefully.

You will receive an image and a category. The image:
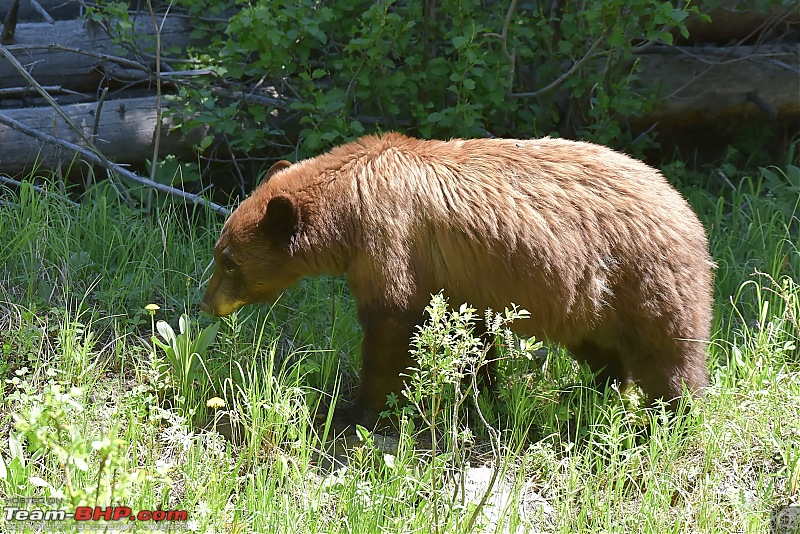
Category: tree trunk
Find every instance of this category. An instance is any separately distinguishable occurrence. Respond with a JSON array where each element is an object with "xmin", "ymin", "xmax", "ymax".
[{"xmin": 0, "ymin": 96, "xmax": 207, "ymax": 175}]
